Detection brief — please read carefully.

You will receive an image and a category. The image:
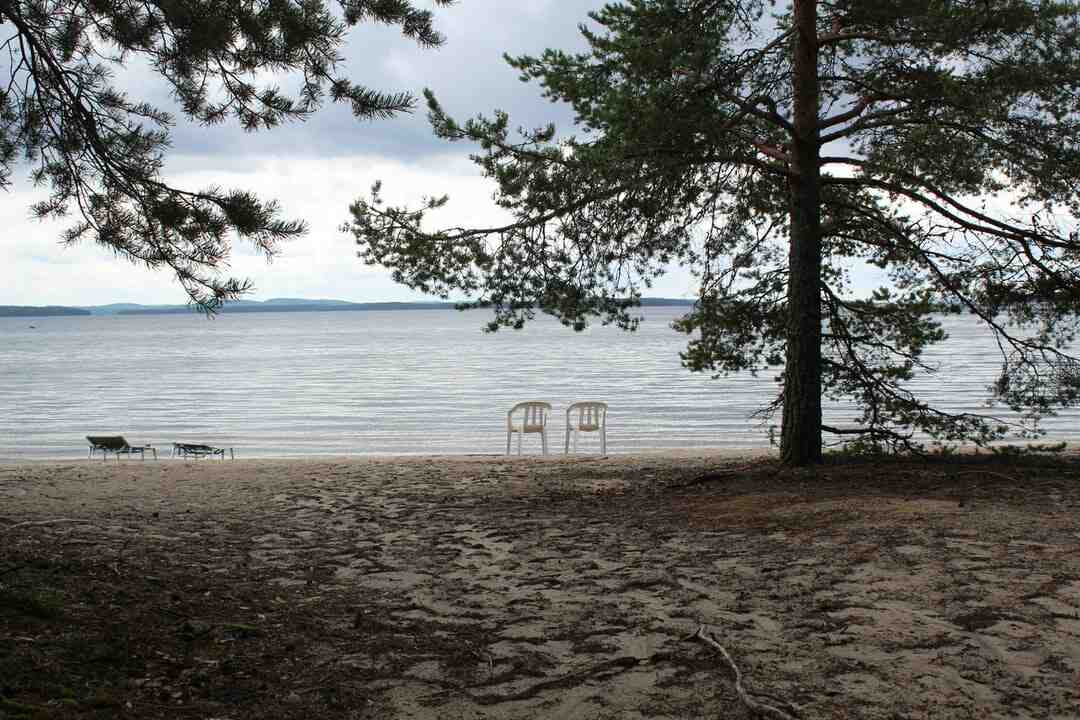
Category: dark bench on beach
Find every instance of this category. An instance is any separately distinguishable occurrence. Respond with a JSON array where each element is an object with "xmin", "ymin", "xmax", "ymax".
[
  {"xmin": 171, "ymin": 443, "xmax": 234, "ymax": 460},
  {"xmin": 87, "ymin": 435, "xmax": 157, "ymax": 460}
]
